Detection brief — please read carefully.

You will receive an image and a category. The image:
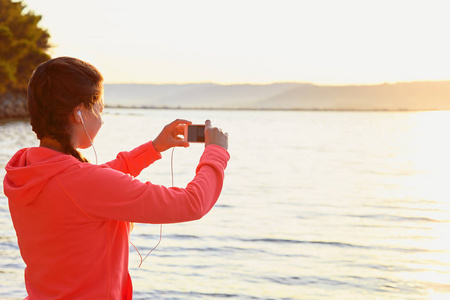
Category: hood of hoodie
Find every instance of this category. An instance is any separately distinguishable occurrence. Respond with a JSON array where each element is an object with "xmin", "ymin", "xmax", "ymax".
[{"xmin": 4, "ymin": 147, "xmax": 80, "ymax": 206}]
